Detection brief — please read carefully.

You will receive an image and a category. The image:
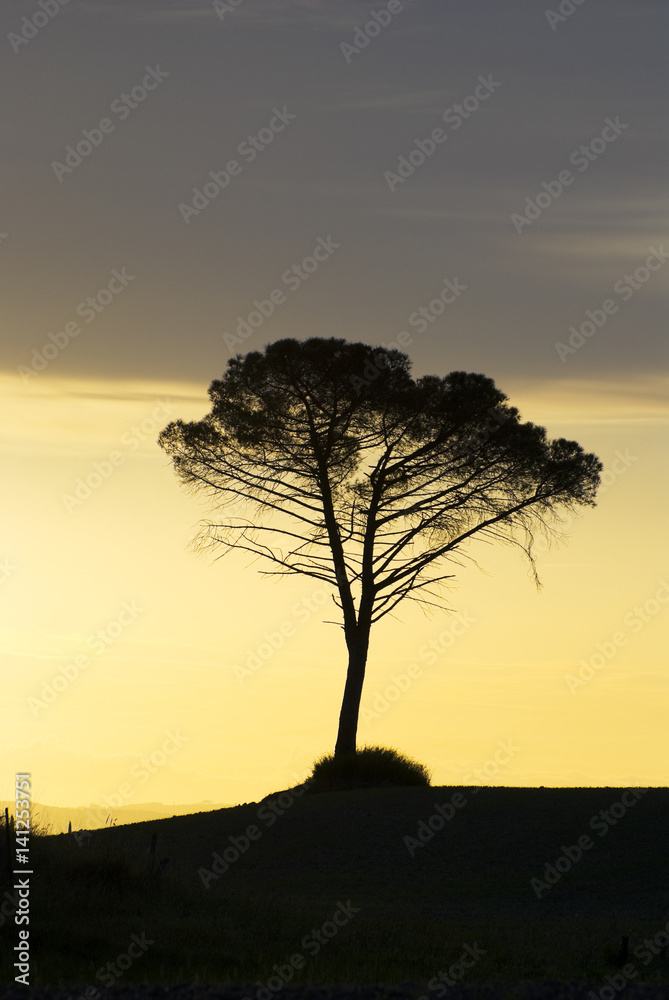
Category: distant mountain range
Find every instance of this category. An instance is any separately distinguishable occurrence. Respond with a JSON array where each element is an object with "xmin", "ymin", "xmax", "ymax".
[{"xmin": 0, "ymin": 799, "xmax": 231, "ymax": 834}]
